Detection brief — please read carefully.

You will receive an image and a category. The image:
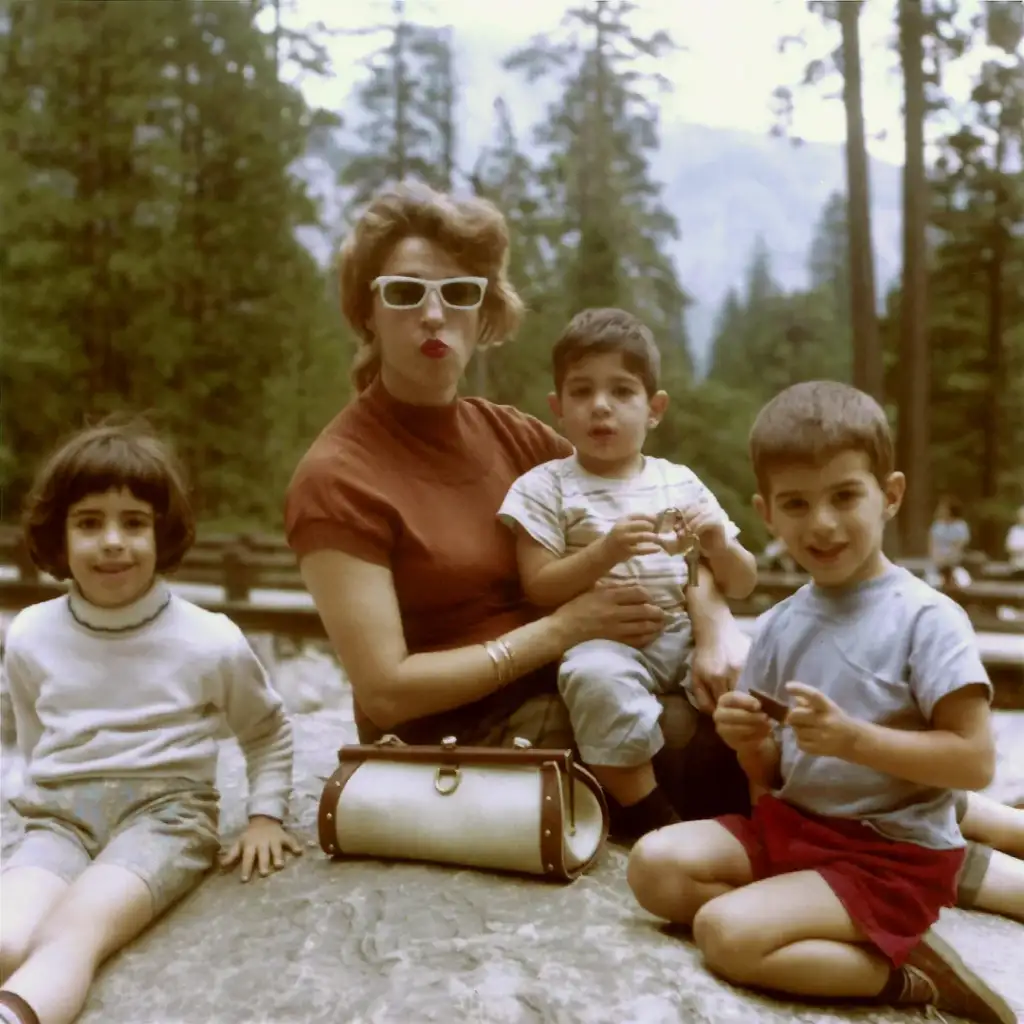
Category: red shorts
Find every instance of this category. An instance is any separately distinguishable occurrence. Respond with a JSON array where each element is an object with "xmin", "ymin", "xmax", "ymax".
[{"xmin": 717, "ymin": 795, "xmax": 966, "ymax": 967}]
